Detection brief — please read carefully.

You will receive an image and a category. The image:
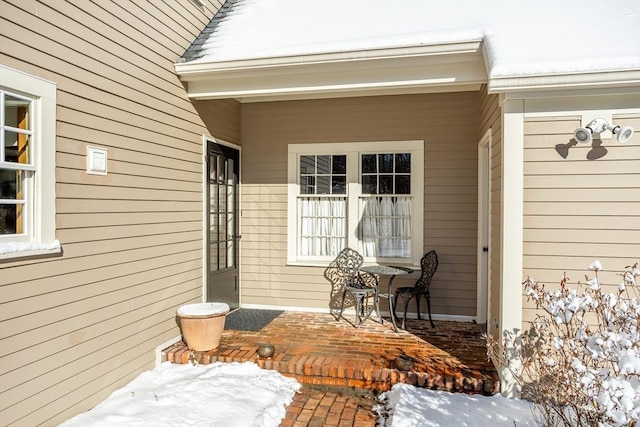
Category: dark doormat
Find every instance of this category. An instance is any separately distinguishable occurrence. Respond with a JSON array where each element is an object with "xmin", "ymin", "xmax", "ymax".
[{"xmin": 224, "ymin": 309, "xmax": 284, "ymax": 331}]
